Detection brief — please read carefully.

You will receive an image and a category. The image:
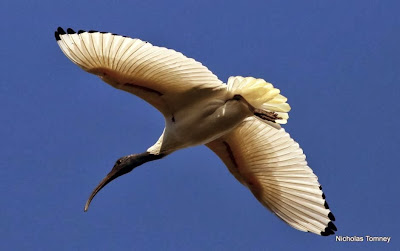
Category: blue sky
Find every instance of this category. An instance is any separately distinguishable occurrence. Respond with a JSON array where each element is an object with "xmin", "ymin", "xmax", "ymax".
[{"xmin": 1, "ymin": 0, "xmax": 399, "ymax": 250}]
